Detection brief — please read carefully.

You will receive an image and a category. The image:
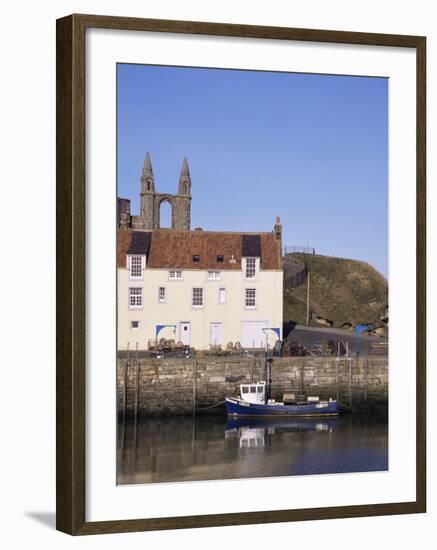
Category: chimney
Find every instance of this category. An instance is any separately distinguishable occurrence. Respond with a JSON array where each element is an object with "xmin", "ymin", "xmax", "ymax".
[{"xmin": 274, "ymin": 216, "xmax": 282, "ymax": 242}]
